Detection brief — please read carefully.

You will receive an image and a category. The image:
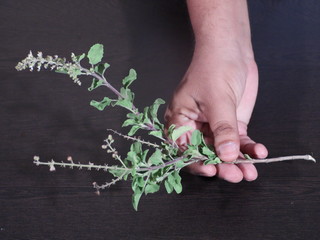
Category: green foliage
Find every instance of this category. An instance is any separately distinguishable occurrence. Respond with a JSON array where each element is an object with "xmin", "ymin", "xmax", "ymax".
[
  {"xmin": 90, "ymin": 97, "xmax": 112, "ymax": 111},
  {"xmin": 16, "ymin": 43, "xmax": 255, "ymax": 211},
  {"xmin": 95, "ymin": 63, "xmax": 110, "ymax": 75},
  {"xmin": 191, "ymin": 130, "xmax": 202, "ymax": 146},
  {"xmin": 88, "ymin": 78, "xmax": 103, "ymax": 91},
  {"xmin": 87, "ymin": 43, "xmax": 104, "ymax": 65},
  {"xmin": 123, "ymin": 69, "xmax": 137, "ymax": 88},
  {"xmin": 171, "ymin": 126, "xmax": 192, "ymax": 142}
]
